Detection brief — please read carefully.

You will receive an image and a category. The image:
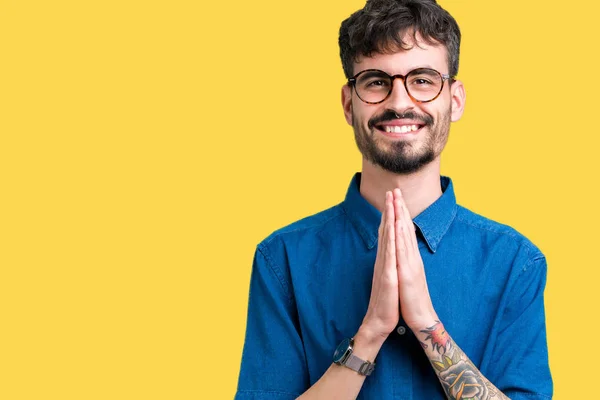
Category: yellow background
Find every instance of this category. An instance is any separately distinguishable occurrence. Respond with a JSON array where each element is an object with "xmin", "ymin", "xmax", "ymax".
[{"xmin": 1, "ymin": 0, "xmax": 597, "ymax": 398}]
